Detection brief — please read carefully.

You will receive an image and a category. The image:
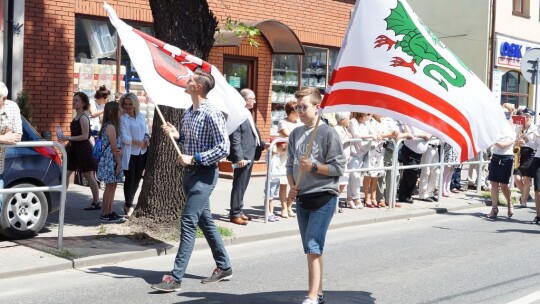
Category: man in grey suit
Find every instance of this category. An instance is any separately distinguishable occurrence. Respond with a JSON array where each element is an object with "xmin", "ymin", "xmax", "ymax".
[{"xmin": 228, "ymin": 88, "xmax": 264, "ymax": 225}]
